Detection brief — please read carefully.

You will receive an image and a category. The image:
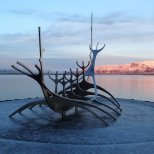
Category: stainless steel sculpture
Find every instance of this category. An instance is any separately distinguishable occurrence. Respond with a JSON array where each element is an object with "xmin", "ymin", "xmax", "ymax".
[{"xmin": 10, "ymin": 15, "xmax": 122, "ymax": 126}]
